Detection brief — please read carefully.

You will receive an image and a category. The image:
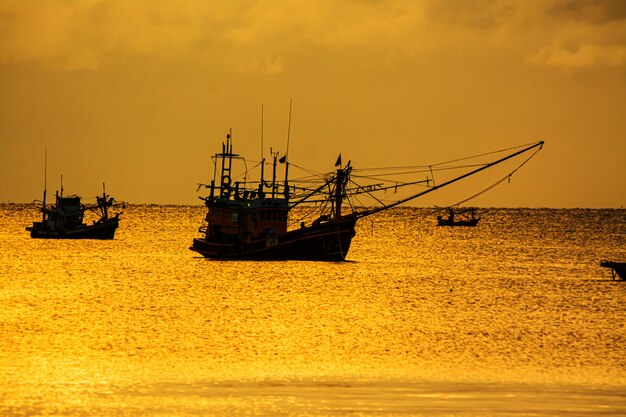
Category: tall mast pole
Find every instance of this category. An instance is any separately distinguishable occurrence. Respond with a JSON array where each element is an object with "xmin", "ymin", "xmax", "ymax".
[
  {"xmin": 271, "ymin": 150, "xmax": 277, "ymax": 200},
  {"xmin": 260, "ymin": 105, "xmax": 265, "ymax": 196},
  {"xmin": 42, "ymin": 146, "xmax": 47, "ymax": 222},
  {"xmin": 284, "ymin": 99, "xmax": 292, "ymax": 199},
  {"xmin": 102, "ymin": 182, "xmax": 108, "ymax": 219},
  {"xmin": 334, "ymin": 167, "xmax": 344, "ymax": 219}
]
